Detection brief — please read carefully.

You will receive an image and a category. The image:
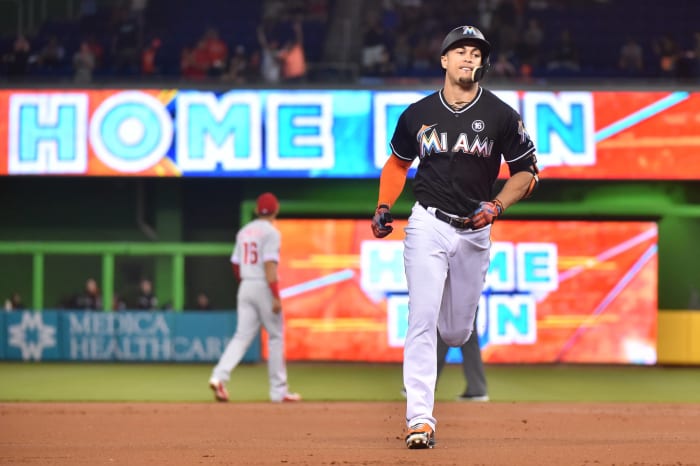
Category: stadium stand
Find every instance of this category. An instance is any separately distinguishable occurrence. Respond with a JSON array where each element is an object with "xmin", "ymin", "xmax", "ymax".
[{"xmin": 0, "ymin": 0, "xmax": 698, "ymax": 84}]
